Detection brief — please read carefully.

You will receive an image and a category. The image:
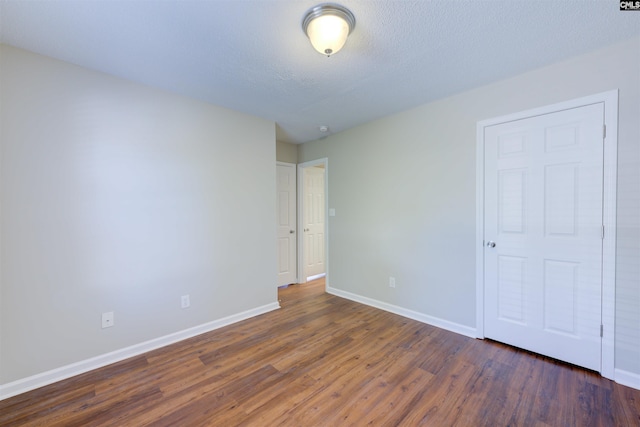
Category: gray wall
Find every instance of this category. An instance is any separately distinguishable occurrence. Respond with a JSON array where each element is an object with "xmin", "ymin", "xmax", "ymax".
[
  {"xmin": 276, "ymin": 140, "xmax": 298, "ymax": 164},
  {"xmin": 299, "ymin": 36, "xmax": 640, "ymax": 375},
  {"xmin": 0, "ymin": 45, "xmax": 277, "ymax": 383}
]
